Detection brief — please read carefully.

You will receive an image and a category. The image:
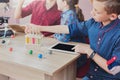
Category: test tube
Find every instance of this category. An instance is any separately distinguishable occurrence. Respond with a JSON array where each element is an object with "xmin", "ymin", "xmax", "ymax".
[
  {"xmin": 32, "ymin": 37, "xmax": 35, "ymax": 44},
  {"xmin": 25, "ymin": 34, "xmax": 30, "ymax": 44}
]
